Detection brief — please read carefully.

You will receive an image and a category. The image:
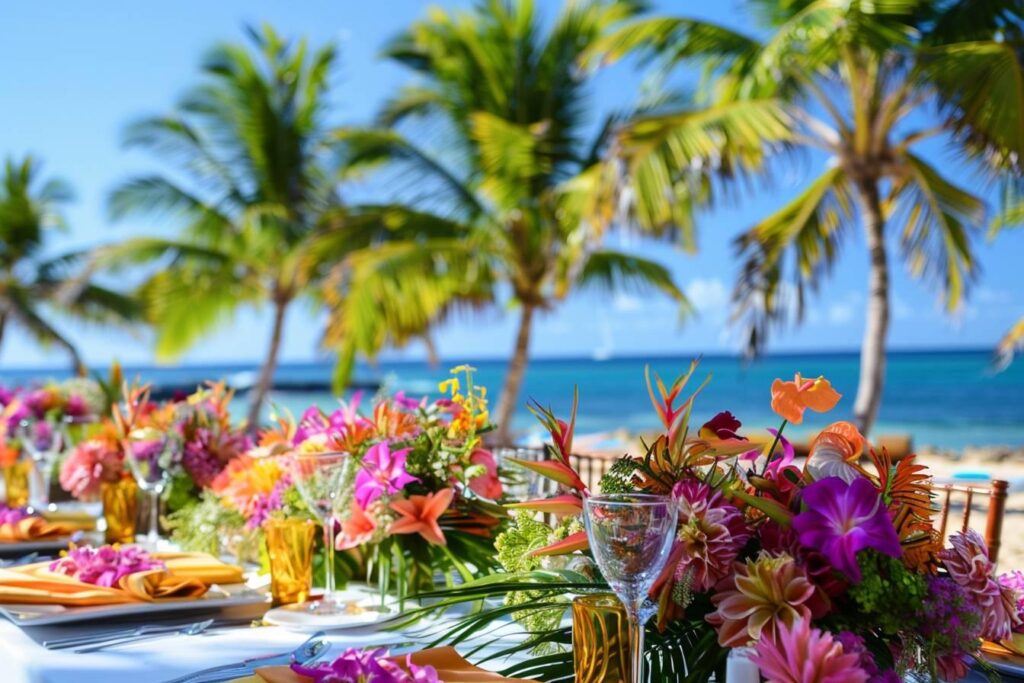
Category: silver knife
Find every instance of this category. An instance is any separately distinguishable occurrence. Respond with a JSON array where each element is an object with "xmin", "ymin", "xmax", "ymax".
[{"xmin": 161, "ymin": 631, "xmax": 328, "ymax": 683}]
